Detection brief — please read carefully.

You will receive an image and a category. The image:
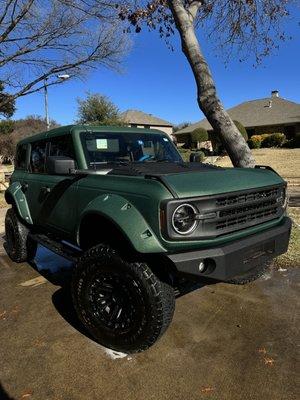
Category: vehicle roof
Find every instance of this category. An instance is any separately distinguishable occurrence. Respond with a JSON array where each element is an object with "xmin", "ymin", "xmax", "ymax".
[{"xmin": 18, "ymin": 124, "xmax": 166, "ymax": 145}]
